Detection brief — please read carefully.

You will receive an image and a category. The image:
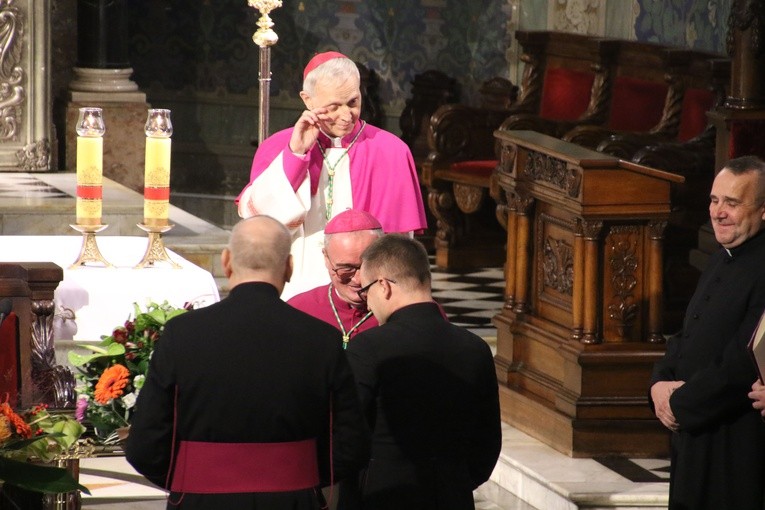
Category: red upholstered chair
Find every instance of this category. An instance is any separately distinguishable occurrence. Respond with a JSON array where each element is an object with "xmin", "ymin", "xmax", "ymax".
[
  {"xmin": 561, "ymin": 41, "xmax": 686, "ymax": 149},
  {"xmin": 596, "ymin": 56, "xmax": 729, "ymax": 231},
  {"xmin": 421, "ymin": 31, "xmax": 617, "ymax": 268},
  {"xmin": 495, "ymin": 31, "xmax": 620, "ymax": 139},
  {"xmin": 0, "ymin": 311, "xmax": 19, "ymax": 408},
  {"xmin": 564, "ymin": 48, "xmax": 727, "ymax": 151},
  {"xmin": 538, "ymin": 67, "xmax": 596, "ymax": 121}
]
